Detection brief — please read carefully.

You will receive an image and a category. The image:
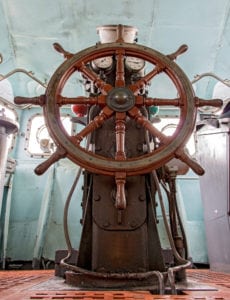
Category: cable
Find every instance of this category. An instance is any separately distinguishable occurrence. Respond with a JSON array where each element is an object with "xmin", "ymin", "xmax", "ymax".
[
  {"xmin": 144, "ymin": 128, "xmax": 191, "ymax": 293},
  {"xmin": 63, "ymin": 167, "xmax": 82, "ymax": 251},
  {"xmin": 160, "ymin": 179, "xmax": 188, "ymax": 259},
  {"xmin": 152, "ymin": 170, "xmax": 191, "ymax": 293}
]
